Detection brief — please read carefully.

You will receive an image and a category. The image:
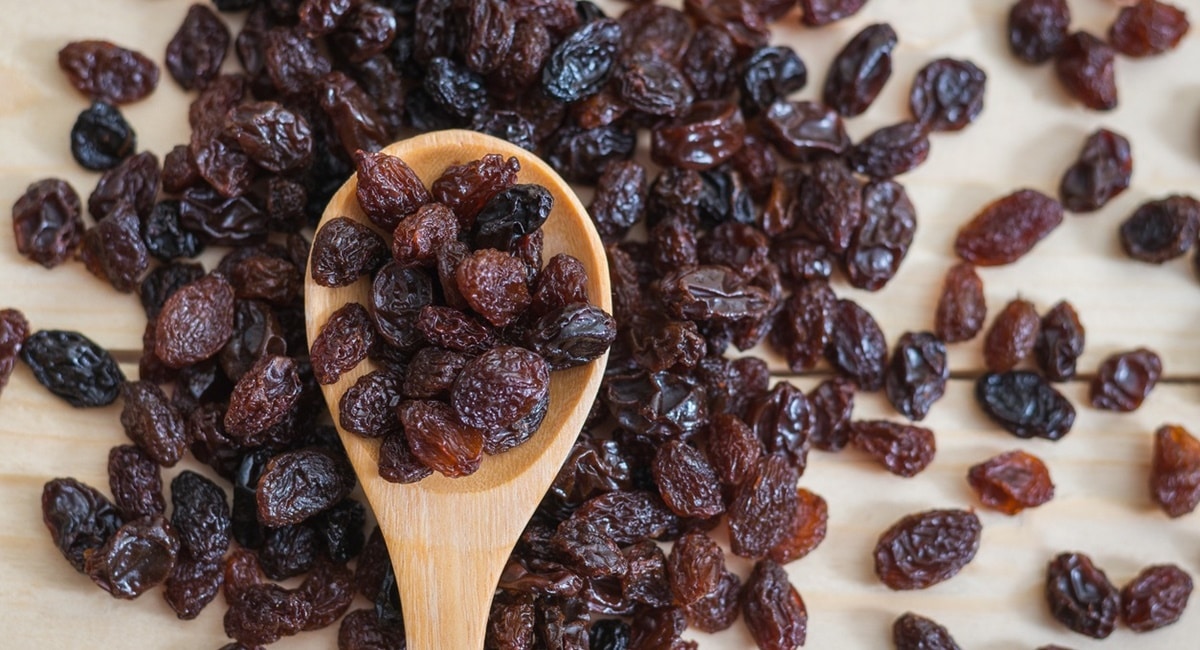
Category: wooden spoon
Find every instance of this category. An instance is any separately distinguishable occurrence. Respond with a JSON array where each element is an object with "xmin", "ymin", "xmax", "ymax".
[{"xmin": 304, "ymin": 130, "xmax": 610, "ymax": 649}]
